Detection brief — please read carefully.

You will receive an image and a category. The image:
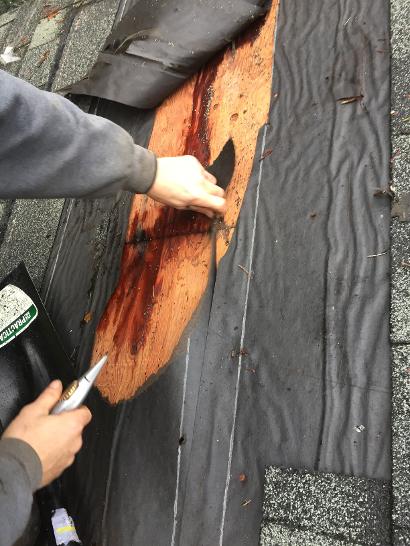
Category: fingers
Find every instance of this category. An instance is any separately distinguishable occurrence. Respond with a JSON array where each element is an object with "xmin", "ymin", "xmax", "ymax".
[
  {"xmin": 193, "ymin": 194, "xmax": 227, "ymax": 216},
  {"xmin": 205, "ymin": 182, "xmax": 225, "ymax": 198},
  {"xmin": 31, "ymin": 380, "xmax": 62, "ymax": 414},
  {"xmin": 202, "ymin": 169, "xmax": 217, "ymax": 185},
  {"xmin": 75, "ymin": 406, "xmax": 92, "ymax": 426},
  {"xmin": 61, "ymin": 406, "xmax": 92, "ymax": 429},
  {"xmin": 189, "ymin": 205, "xmax": 215, "ymax": 218}
]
